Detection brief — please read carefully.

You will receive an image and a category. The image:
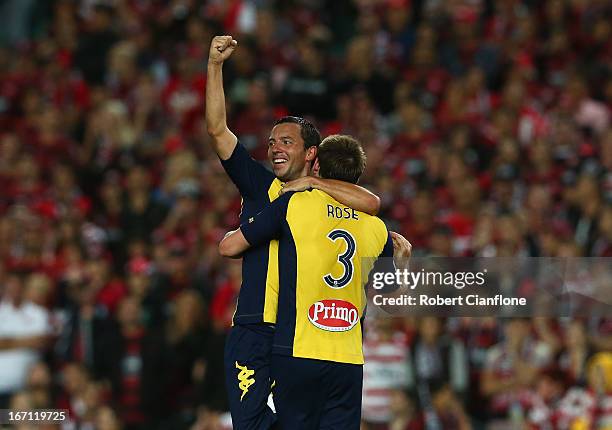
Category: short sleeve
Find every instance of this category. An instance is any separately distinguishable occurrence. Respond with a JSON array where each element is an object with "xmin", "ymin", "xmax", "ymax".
[
  {"xmin": 241, "ymin": 193, "xmax": 293, "ymax": 247},
  {"xmin": 220, "ymin": 142, "xmax": 275, "ymax": 200},
  {"xmin": 379, "ymin": 232, "xmax": 393, "ymax": 258},
  {"xmin": 372, "ymin": 232, "xmax": 394, "ymax": 269}
]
